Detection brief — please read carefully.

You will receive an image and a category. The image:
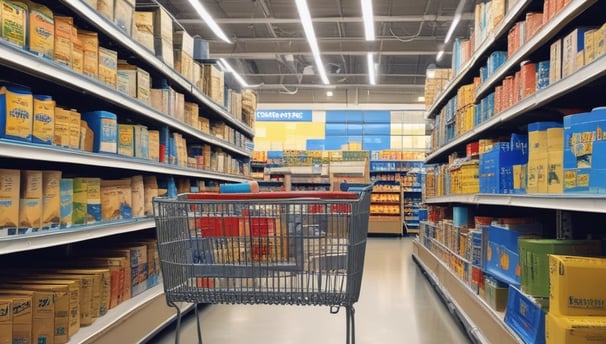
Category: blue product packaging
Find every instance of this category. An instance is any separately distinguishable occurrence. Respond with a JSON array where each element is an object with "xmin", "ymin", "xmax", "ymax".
[
  {"xmin": 537, "ymin": 61, "xmax": 550, "ymax": 90},
  {"xmin": 0, "ymin": 84, "xmax": 33, "ymax": 142},
  {"xmin": 81, "ymin": 111, "xmax": 118, "ymax": 154}
]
